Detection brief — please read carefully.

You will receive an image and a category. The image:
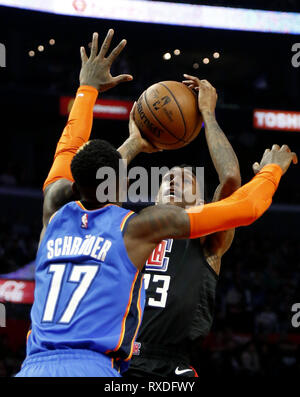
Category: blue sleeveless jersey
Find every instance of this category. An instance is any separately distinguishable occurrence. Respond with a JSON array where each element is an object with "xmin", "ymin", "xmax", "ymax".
[{"xmin": 26, "ymin": 202, "xmax": 145, "ymax": 368}]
